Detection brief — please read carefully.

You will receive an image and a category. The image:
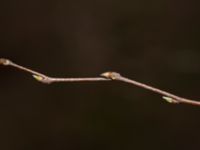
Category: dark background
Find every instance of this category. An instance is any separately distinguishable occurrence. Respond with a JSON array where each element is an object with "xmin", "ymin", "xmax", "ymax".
[{"xmin": 1, "ymin": 0, "xmax": 200, "ymax": 149}]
